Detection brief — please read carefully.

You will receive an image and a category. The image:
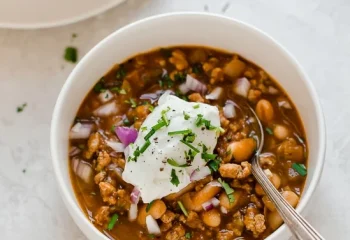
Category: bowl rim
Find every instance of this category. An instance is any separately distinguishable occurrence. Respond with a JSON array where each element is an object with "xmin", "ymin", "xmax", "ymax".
[{"xmin": 50, "ymin": 12, "xmax": 326, "ymax": 240}]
